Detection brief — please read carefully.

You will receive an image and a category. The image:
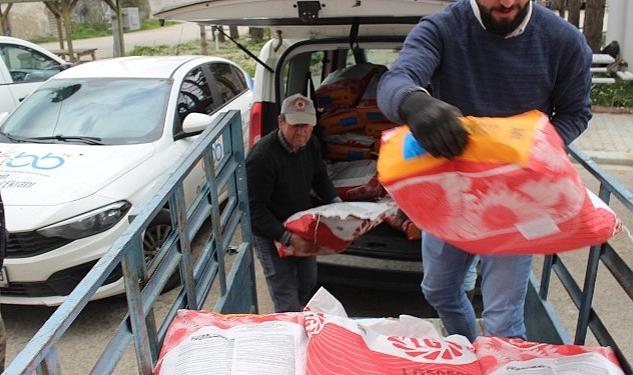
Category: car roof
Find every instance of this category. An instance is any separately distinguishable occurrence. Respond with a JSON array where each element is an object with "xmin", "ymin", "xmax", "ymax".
[
  {"xmin": 50, "ymin": 55, "xmax": 240, "ymax": 79},
  {"xmin": 0, "ymin": 35, "xmax": 67, "ymax": 64}
]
